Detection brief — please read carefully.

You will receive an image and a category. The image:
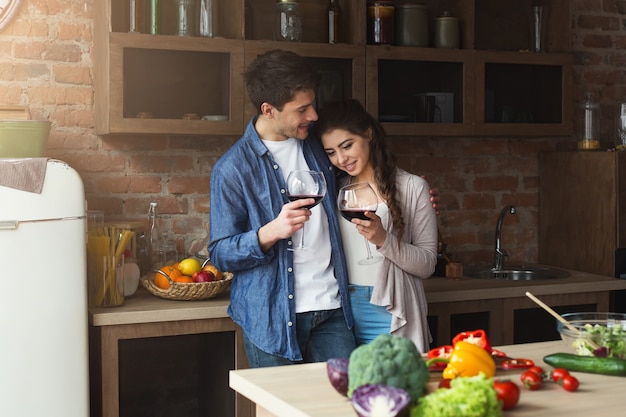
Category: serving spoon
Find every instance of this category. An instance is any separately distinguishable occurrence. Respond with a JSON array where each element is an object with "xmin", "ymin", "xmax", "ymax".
[{"xmin": 525, "ymin": 291, "xmax": 601, "ymax": 350}]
